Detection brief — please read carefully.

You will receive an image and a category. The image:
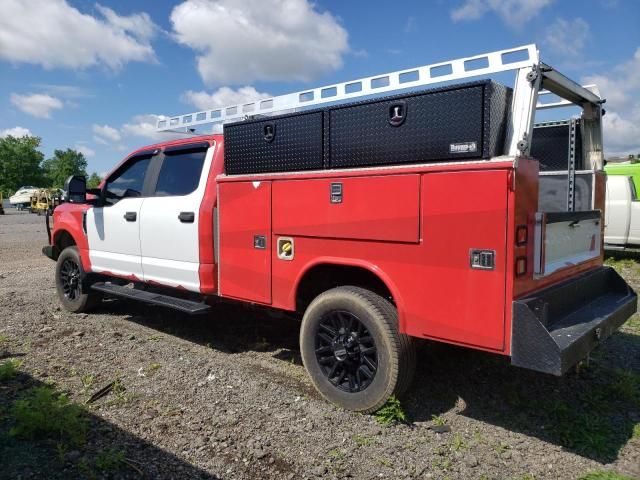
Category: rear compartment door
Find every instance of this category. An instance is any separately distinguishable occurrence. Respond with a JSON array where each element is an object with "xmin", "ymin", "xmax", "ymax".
[
  {"xmin": 420, "ymin": 170, "xmax": 508, "ymax": 350},
  {"xmin": 218, "ymin": 181, "xmax": 272, "ymax": 304}
]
